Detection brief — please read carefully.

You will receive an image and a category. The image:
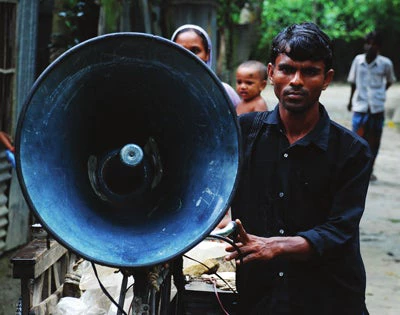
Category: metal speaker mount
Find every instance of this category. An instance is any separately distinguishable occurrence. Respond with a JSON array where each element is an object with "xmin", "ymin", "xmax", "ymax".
[{"xmin": 15, "ymin": 33, "xmax": 241, "ymax": 268}]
